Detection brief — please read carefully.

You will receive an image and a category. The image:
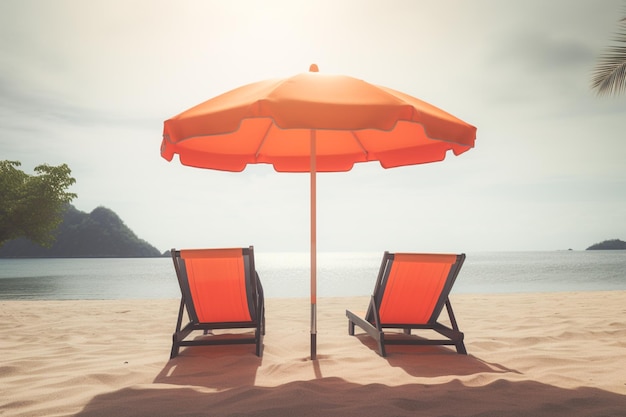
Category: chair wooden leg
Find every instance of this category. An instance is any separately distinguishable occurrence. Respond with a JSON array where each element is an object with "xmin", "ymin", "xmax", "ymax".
[
  {"xmin": 255, "ymin": 332, "xmax": 261, "ymax": 357},
  {"xmin": 378, "ymin": 333, "xmax": 386, "ymax": 357},
  {"xmin": 170, "ymin": 336, "xmax": 180, "ymax": 359}
]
